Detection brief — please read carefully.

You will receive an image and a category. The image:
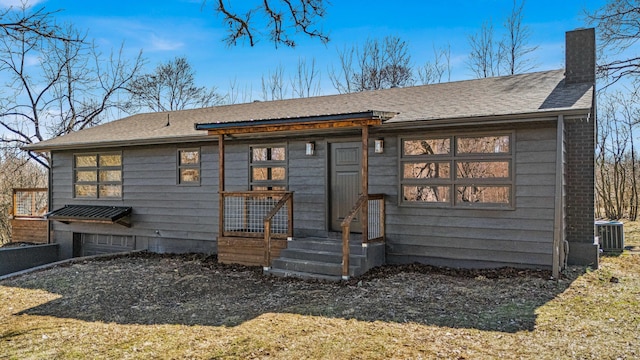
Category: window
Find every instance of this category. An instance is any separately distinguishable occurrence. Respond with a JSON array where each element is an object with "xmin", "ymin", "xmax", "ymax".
[
  {"xmin": 178, "ymin": 148, "xmax": 201, "ymax": 185},
  {"xmin": 400, "ymin": 133, "xmax": 512, "ymax": 208},
  {"xmin": 250, "ymin": 145, "xmax": 287, "ymax": 190},
  {"xmin": 74, "ymin": 153, "xmax": 122, "ymax": 198}
]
